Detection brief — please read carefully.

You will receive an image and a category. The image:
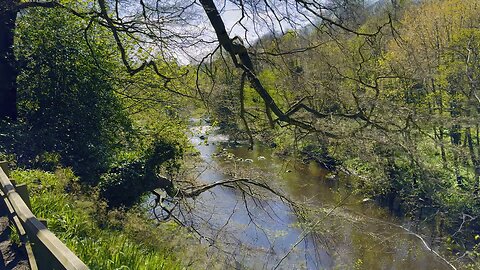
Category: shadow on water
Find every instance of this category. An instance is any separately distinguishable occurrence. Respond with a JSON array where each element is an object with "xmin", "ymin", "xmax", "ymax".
[{"xmin": 154, "ymin": 119, "xmax": 453, "ymax": 270}]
